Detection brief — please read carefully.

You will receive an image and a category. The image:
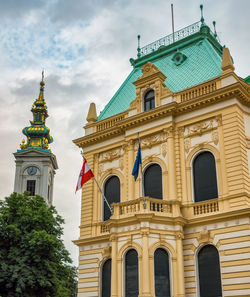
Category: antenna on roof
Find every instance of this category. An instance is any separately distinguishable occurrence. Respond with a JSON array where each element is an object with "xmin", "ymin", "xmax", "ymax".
[
  {"xmin": 200, "ymin": 4, "xmax": 205, "ymax": 25},
  {"xmin": 213, "ymin": 21, "xmax": 217, "ymax": 38},
  {"xmin": 171, "ymin": 4, "xmax": 175, "ymax": 43},
  {"xmin": 137, "ymin": 35, "xmax": 141, "ymax": 58}
]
